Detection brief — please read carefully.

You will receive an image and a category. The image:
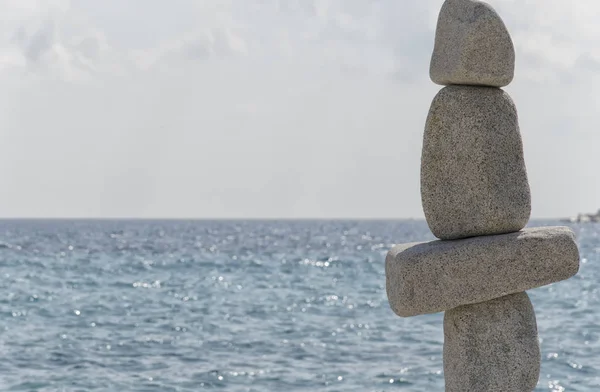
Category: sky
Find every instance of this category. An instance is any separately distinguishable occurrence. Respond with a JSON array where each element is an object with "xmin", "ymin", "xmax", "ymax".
[{"xmin": 0, "ymin": 0, "xmax": 599, "ymax": 219}]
